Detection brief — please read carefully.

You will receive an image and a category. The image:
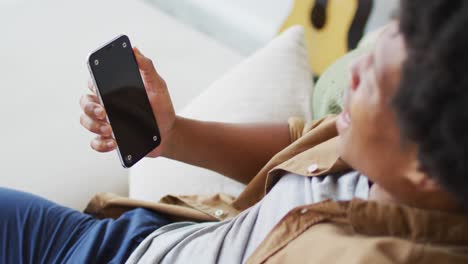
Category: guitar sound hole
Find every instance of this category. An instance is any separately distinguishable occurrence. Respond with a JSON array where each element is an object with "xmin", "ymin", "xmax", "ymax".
[{"xmin": 311, "ymin": 0, "xmax": 328, "ymax": 30}]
